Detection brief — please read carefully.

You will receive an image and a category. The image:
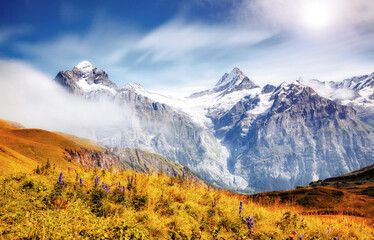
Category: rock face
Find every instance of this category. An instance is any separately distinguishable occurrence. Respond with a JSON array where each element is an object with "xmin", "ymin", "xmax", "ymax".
[
  {"xmin": 55, "ymin": 62, "xmax": 374, "ymax": 192},
  {"xmin": 215, "ymin": 81, "xmax": 374, "ymax": 191},
  {"xmin": 64, "ymin": 147, "xmax": 122, "ymax": 170},
  {"xmin": 300, "ymin": 73, "xmax": 374, "ymax": 127}
]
